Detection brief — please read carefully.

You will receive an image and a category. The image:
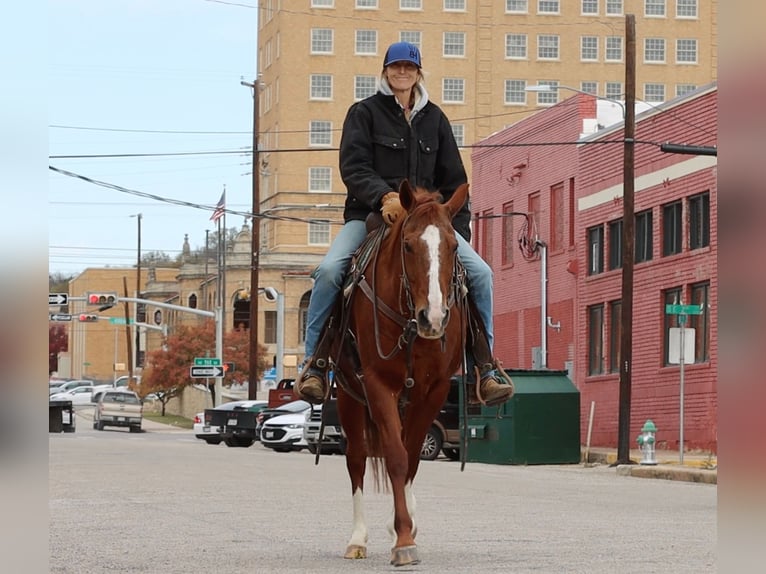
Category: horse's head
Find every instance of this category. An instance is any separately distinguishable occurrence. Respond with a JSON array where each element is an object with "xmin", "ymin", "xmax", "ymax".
[{"xmin": 396, "ymin": 179, "xmax": 469, "ymax": 340}]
